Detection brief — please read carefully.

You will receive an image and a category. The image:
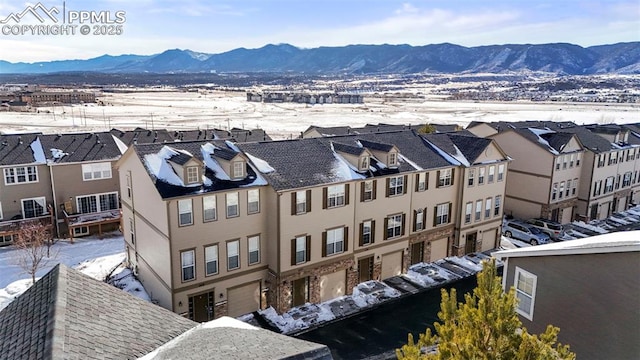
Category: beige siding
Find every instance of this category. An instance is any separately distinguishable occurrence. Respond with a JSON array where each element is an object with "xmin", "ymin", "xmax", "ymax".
[
  {"xmin": 227, "ymin": 281, "xmax": 261, "ymax": 317},
  {"xmin": 492, "ymin": 131, "xmax": 552, "ymax": 176},
  {"xmin": 0, "ymin": 164, "xmax": 52, "ymax": 219}
]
